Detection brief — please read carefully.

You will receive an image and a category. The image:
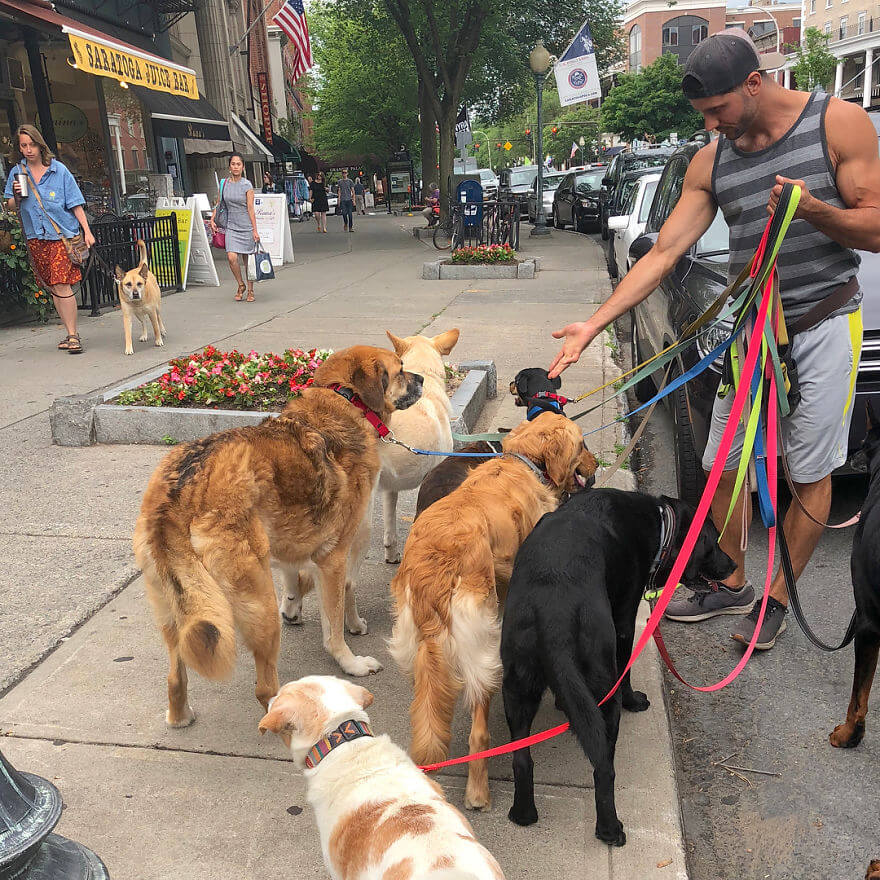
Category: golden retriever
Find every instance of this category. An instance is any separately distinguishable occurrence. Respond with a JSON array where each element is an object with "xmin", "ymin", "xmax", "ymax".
[
  {"xmin": 133, "ymin": 345, "xmax": 423, "ymax": 728},
  {"xmin": 388, "ymin": 414, "xmax": 598, "ymax": 810},
  {"xmin": 259, "ymin": 676, "xmax": 505, "ymax": 880},
  {"xmin": 115, "ymin": 238, "xmax": 165, "ymax": 355}
]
